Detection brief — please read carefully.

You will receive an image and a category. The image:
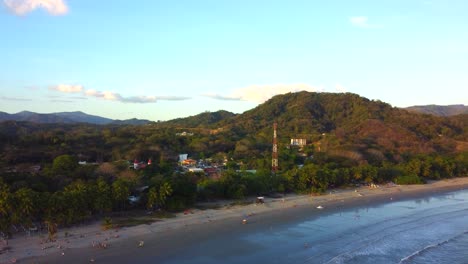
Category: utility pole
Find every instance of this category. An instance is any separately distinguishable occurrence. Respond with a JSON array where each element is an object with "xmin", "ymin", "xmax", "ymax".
[{"xmin": 272, "ymin": 122, "xmax": 278, "ymax": 173}]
